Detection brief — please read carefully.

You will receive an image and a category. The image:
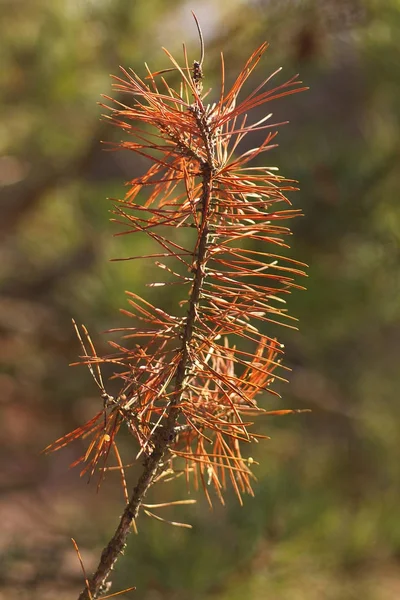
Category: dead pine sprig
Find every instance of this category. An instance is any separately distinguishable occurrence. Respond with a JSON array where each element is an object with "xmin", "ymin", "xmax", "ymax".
[{"xmin": 45, "ymin": 16, "xmax": 308, "ymax": 600}]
